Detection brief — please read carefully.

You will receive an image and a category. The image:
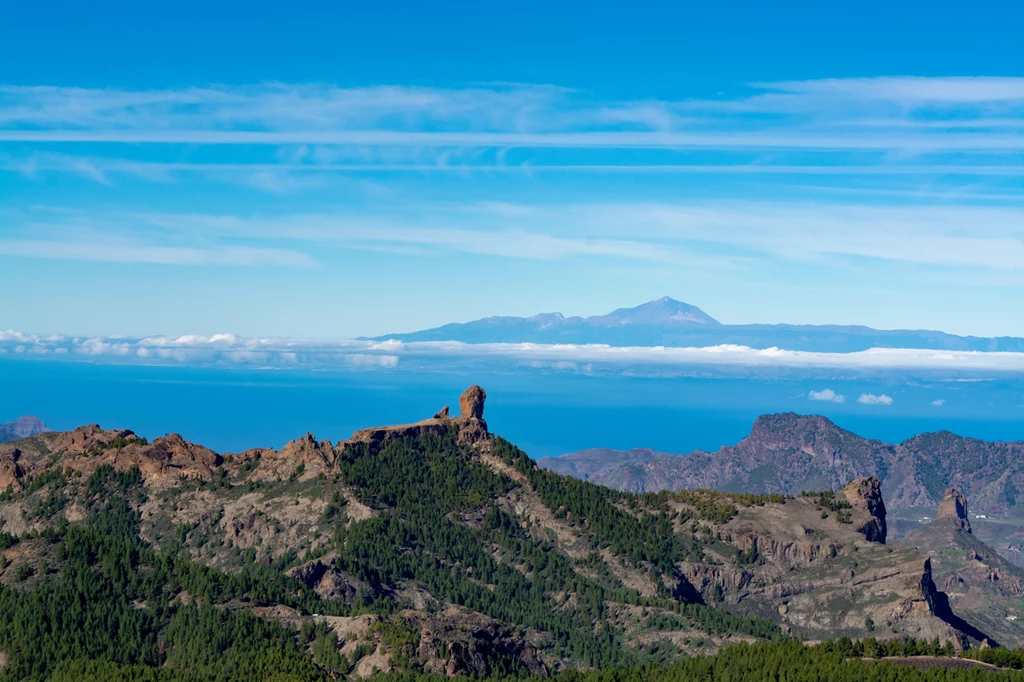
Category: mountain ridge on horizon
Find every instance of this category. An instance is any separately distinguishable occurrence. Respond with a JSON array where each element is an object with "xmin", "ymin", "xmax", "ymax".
[
  {"xmin": 0, "ymin": 416, "xmax": 50, "ymax": 444},
  {"xmin": 542, "ymin": 411, "xmax": 1024, "ymax": 518},
  {"xmin": 371, "ymin": 297, "xmax": 1024, "ymax": 353}
]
